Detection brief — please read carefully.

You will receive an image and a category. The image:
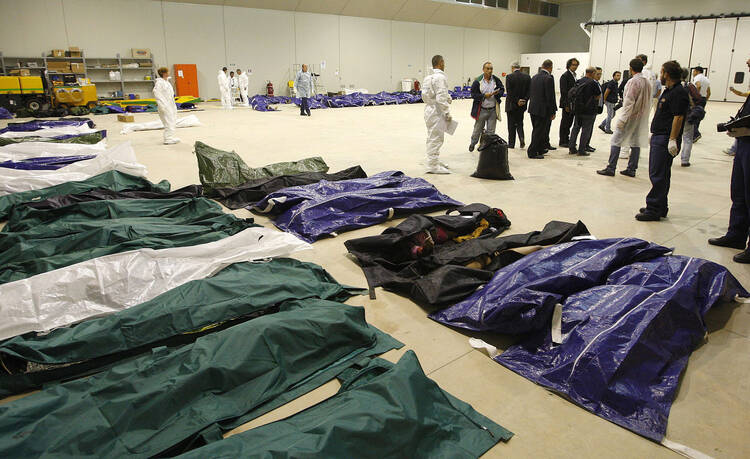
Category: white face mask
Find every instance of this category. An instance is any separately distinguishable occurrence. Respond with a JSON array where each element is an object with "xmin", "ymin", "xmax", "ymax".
[{"xmin": 167, "ymin": 76, "xmax": 172, "ymax": 80}]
